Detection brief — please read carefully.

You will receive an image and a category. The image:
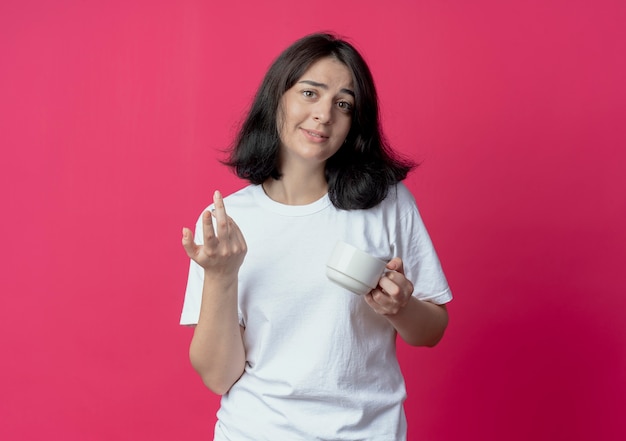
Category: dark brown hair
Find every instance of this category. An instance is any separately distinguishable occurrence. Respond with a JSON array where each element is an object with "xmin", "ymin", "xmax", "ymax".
[{"xmin": 224, "ymin": 32, "xmax": 415, "ymax": 209}]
